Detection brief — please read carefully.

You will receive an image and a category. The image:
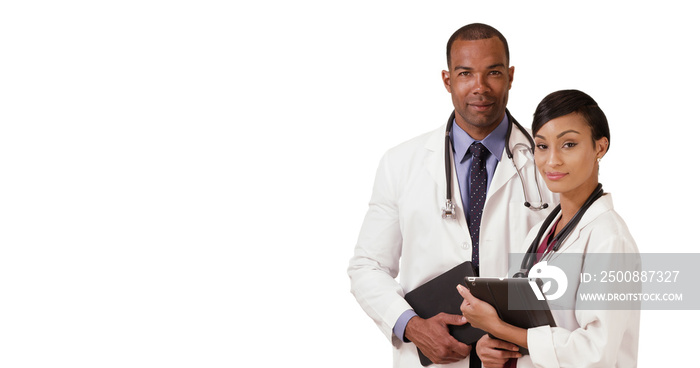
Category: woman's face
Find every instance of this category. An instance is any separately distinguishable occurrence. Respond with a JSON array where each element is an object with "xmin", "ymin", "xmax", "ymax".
[{"xmin": 533, "ymin": 112, "xmax": 608, "ymax": 198}]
